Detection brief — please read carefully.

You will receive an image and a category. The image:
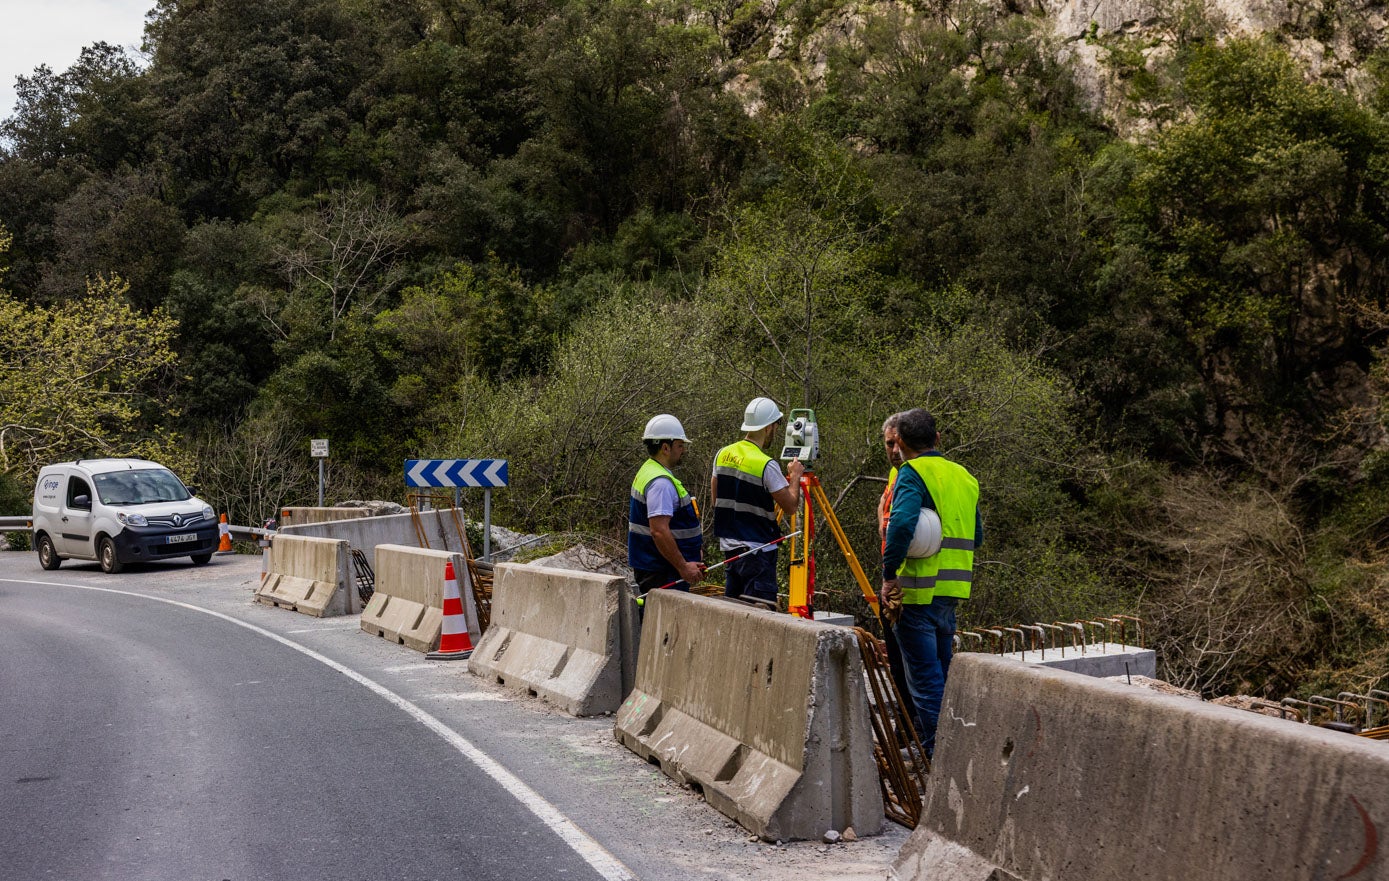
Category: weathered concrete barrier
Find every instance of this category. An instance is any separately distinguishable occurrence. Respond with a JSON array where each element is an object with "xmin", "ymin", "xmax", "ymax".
[
  {"xmin": 255, "ymin": 534, "xmax": 351, "ymax": 617},
  {"xmin": 280, "ymin": 509, "xmax": 469, "ymax": 566},
  {"xmin": 278, "ymin": 506, "xmax": 370, "ymax": 526},
  {"xmin": 615, "ymin": 590, "xmax": 883, "ymax": 842},
  {"xmin": 891, "ymin": 653, "xmax": 1389, "ymax": 881},
  {"xmin": 467, "ymin": 563, "xmax": 632, "ymax": 716},
  {"xmin": 360, "ymin": 545, "xmax": 477, "ymax": 653}
]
